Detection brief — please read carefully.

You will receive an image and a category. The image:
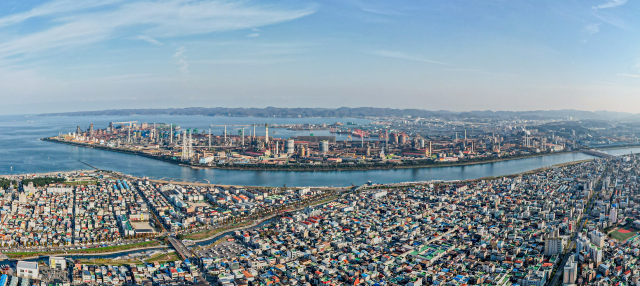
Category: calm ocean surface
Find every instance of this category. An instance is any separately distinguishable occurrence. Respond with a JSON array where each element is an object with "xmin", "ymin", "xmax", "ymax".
[{"xmin": 1, "ymin": 115, "xmax": 637, "ymax": 187}]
